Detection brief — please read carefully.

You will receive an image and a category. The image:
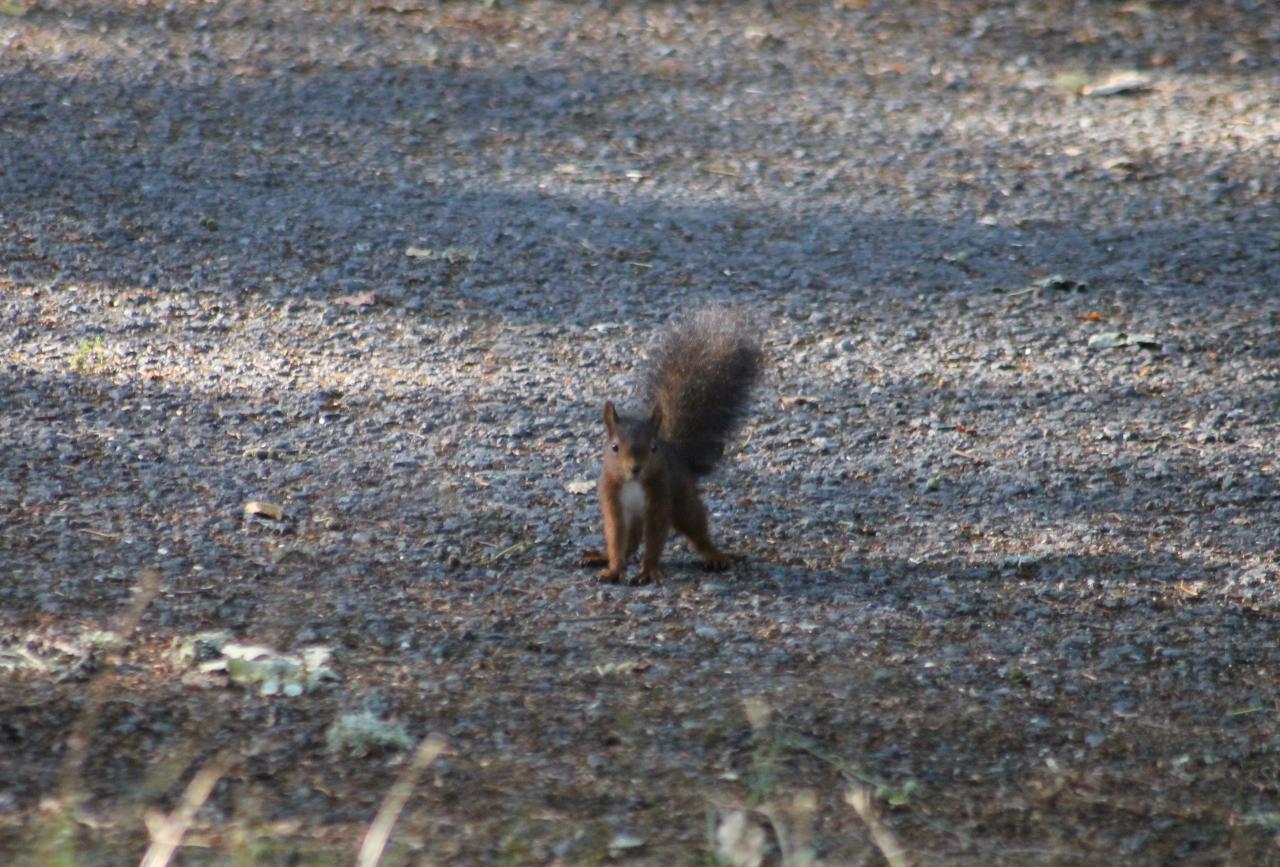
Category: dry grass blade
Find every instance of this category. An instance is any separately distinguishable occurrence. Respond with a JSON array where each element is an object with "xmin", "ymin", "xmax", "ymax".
[
  {"xmin": 356, "ymin": 734, "xmax": 447, "ymax": 867},
  {"xmin": 845, "ymin": 785, "xmax": 912, "ymax": 867},
  {"xmin": 139, "ymin": 750, "xmax": 234, "ymax": 867},
  {"xmin": 57, "ymin": 569, "xmax": 163, "ymax": 806}
]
